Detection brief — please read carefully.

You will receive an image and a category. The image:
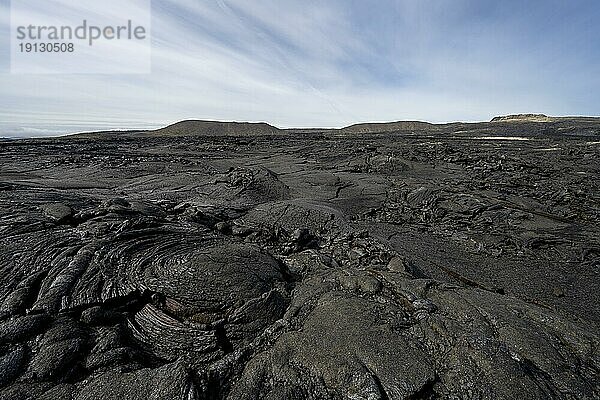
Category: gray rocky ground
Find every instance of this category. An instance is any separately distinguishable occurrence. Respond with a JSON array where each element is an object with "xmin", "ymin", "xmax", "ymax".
[{"xmin": 0, "ymin": 116, "xmax": 598, "ymax": 399}]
